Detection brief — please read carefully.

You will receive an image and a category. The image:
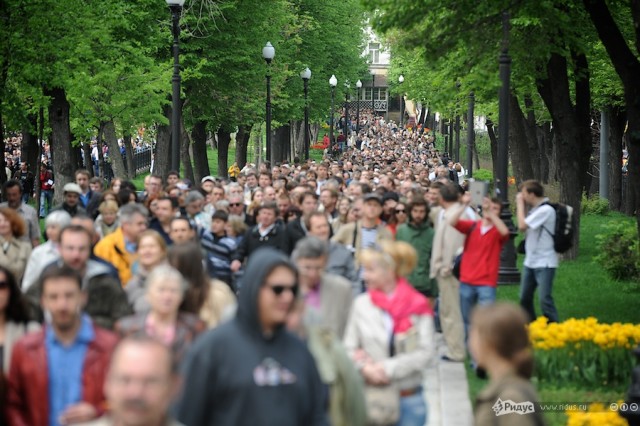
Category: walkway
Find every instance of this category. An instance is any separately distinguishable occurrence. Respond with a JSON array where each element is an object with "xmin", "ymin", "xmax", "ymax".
[{"xmin": 424, "ymin": 333, "xmax": 474, "ymax": 426}]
